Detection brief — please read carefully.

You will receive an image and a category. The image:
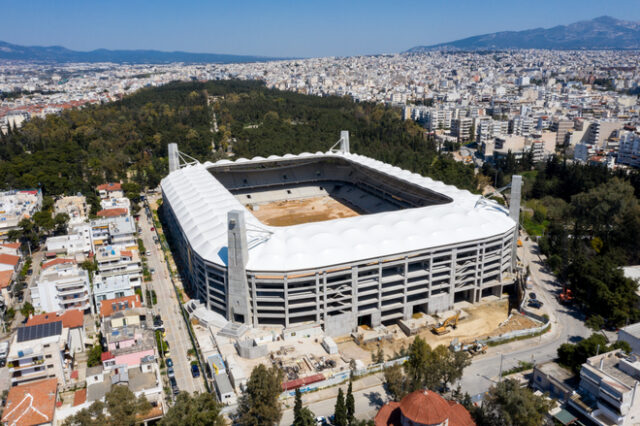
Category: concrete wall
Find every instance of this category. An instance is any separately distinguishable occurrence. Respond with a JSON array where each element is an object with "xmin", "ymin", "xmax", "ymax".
[{"xmin": 325, "ymin": 312, "xmax": 355, "ymax": 337}]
